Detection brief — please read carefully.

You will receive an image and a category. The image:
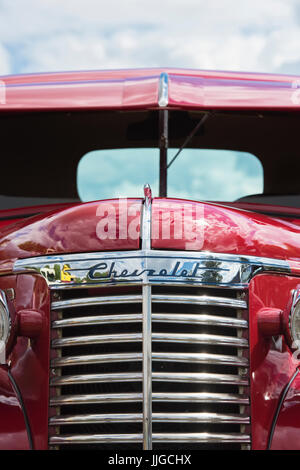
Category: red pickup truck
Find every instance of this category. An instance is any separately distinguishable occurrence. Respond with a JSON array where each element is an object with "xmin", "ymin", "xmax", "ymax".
[{"xmin": 0, "ymin": 68, "xmax": 300, "ymax": 450}]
